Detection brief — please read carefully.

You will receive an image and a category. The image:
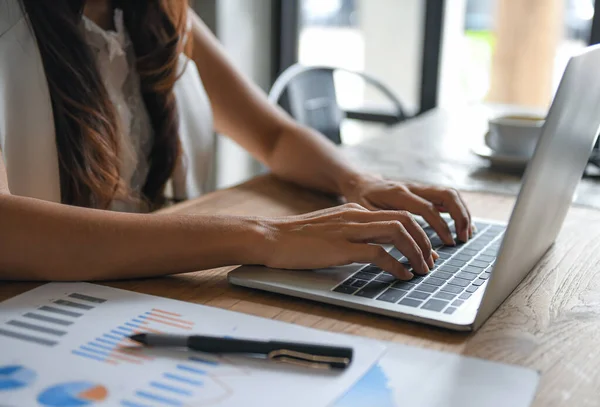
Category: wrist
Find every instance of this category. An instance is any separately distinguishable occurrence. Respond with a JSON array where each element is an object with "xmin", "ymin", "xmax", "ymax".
[
  {"xmin": 337, "ymin": 172, "xmax": 380, "ymax": 200},
  {"xmin": 234, "ymin": 216, "xmax": 275, "ymax": 266}
]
